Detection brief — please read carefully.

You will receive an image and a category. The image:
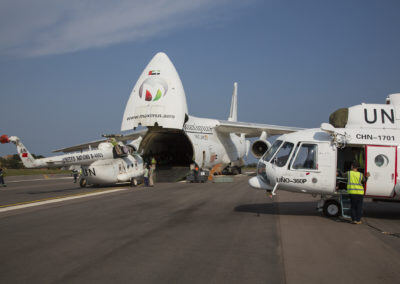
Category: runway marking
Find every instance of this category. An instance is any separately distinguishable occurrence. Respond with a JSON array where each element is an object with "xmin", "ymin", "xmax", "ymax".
[
  {"xmin": 0, "ymin": 187, "xmax": 133, "ymax": 213},
  {"xmin": 7, "ymin": 177, "xmax": 72, "ymax": 183}
]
